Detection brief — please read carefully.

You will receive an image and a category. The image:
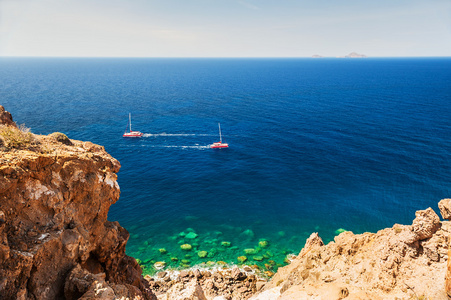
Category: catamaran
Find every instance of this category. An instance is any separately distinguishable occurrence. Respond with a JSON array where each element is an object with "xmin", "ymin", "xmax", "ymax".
[
  {"xmin": 210, "ymin": 123, "xmax": 228, "ymax": 148},
  {"xmin": 123, "ymin": 113, "xmax": 143, "ymax": 138}
]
